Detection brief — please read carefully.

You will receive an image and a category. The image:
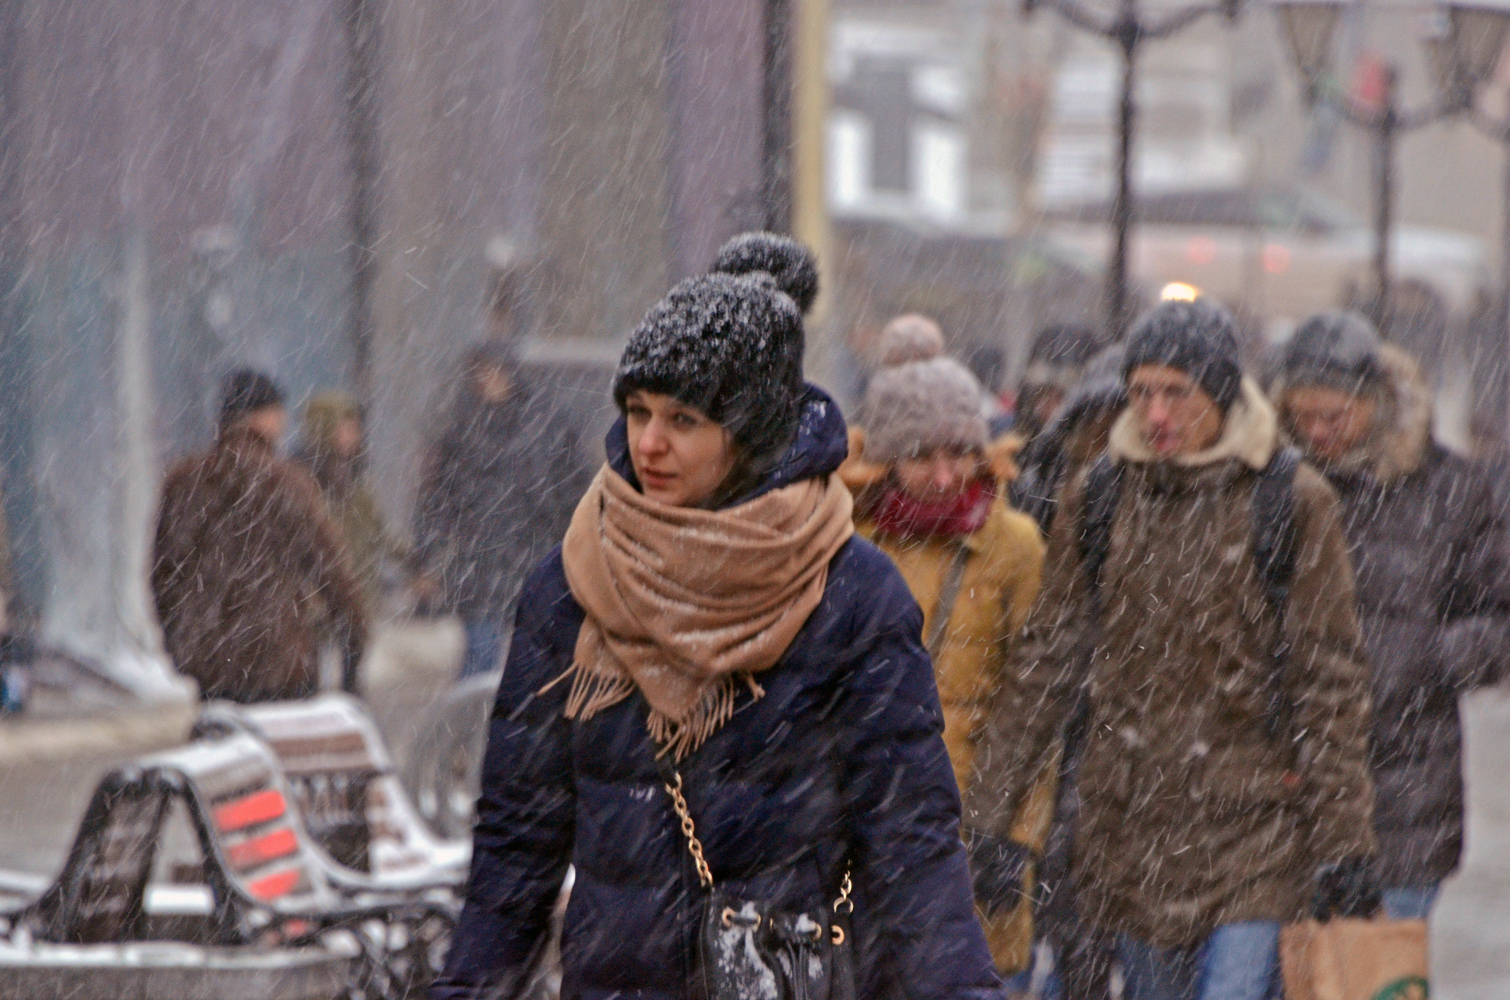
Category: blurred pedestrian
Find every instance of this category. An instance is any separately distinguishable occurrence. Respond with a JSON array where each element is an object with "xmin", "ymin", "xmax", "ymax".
[
  {"xmin": 298, "ymin": 392, "xmax": 410, "ymax": 610},
  {"xmin": 1010, "ymin": 344, "xmax": 1127, "ymax": 534},
  {"xmin": 839, "ymin": 312, "xmax": 947, "ymax": 494},
  {"xmin": 1004, "ymin": 344, "xmax": 1129, "ymax": 1000},
  {"xmin": 967, "ymin": 300, "xmax": 1376, "ymax": 1000},
  {"xmin": 152, "ymin": 370, "xmax": 367, "ymax": 702},
  {"xmin": 1272, "ymin": 312, "xmax": 1510, "ymax": 920},
  {"xmin": 436, "ymin": 236, "xmax": 1006, "ymax": 999},
  {"xmin": 413, "ymin": 340, "xmax": 589, "ymax": 679},
  {"xmin": 1005, "ymin": 323, "xmax": 1101, "ymax": 442},
  {"xmin": 856, "ymin": 355, "xmax": 1050, "ymax": 981},
  {"xmin": 297, "ymin": 392, "xmax": 412, "ymax": 688}
]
